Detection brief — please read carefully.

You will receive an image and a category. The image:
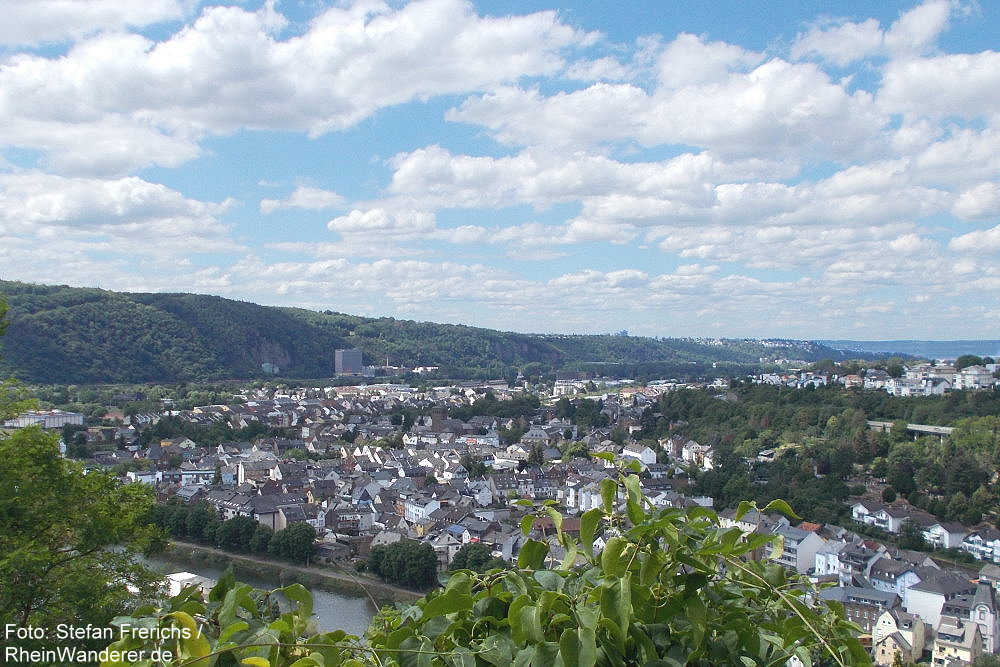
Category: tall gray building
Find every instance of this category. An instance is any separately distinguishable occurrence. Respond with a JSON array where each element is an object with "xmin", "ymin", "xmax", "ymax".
[{"xmin": 335, "ymin": 348, "xmax": 363, "ymax": 375}]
